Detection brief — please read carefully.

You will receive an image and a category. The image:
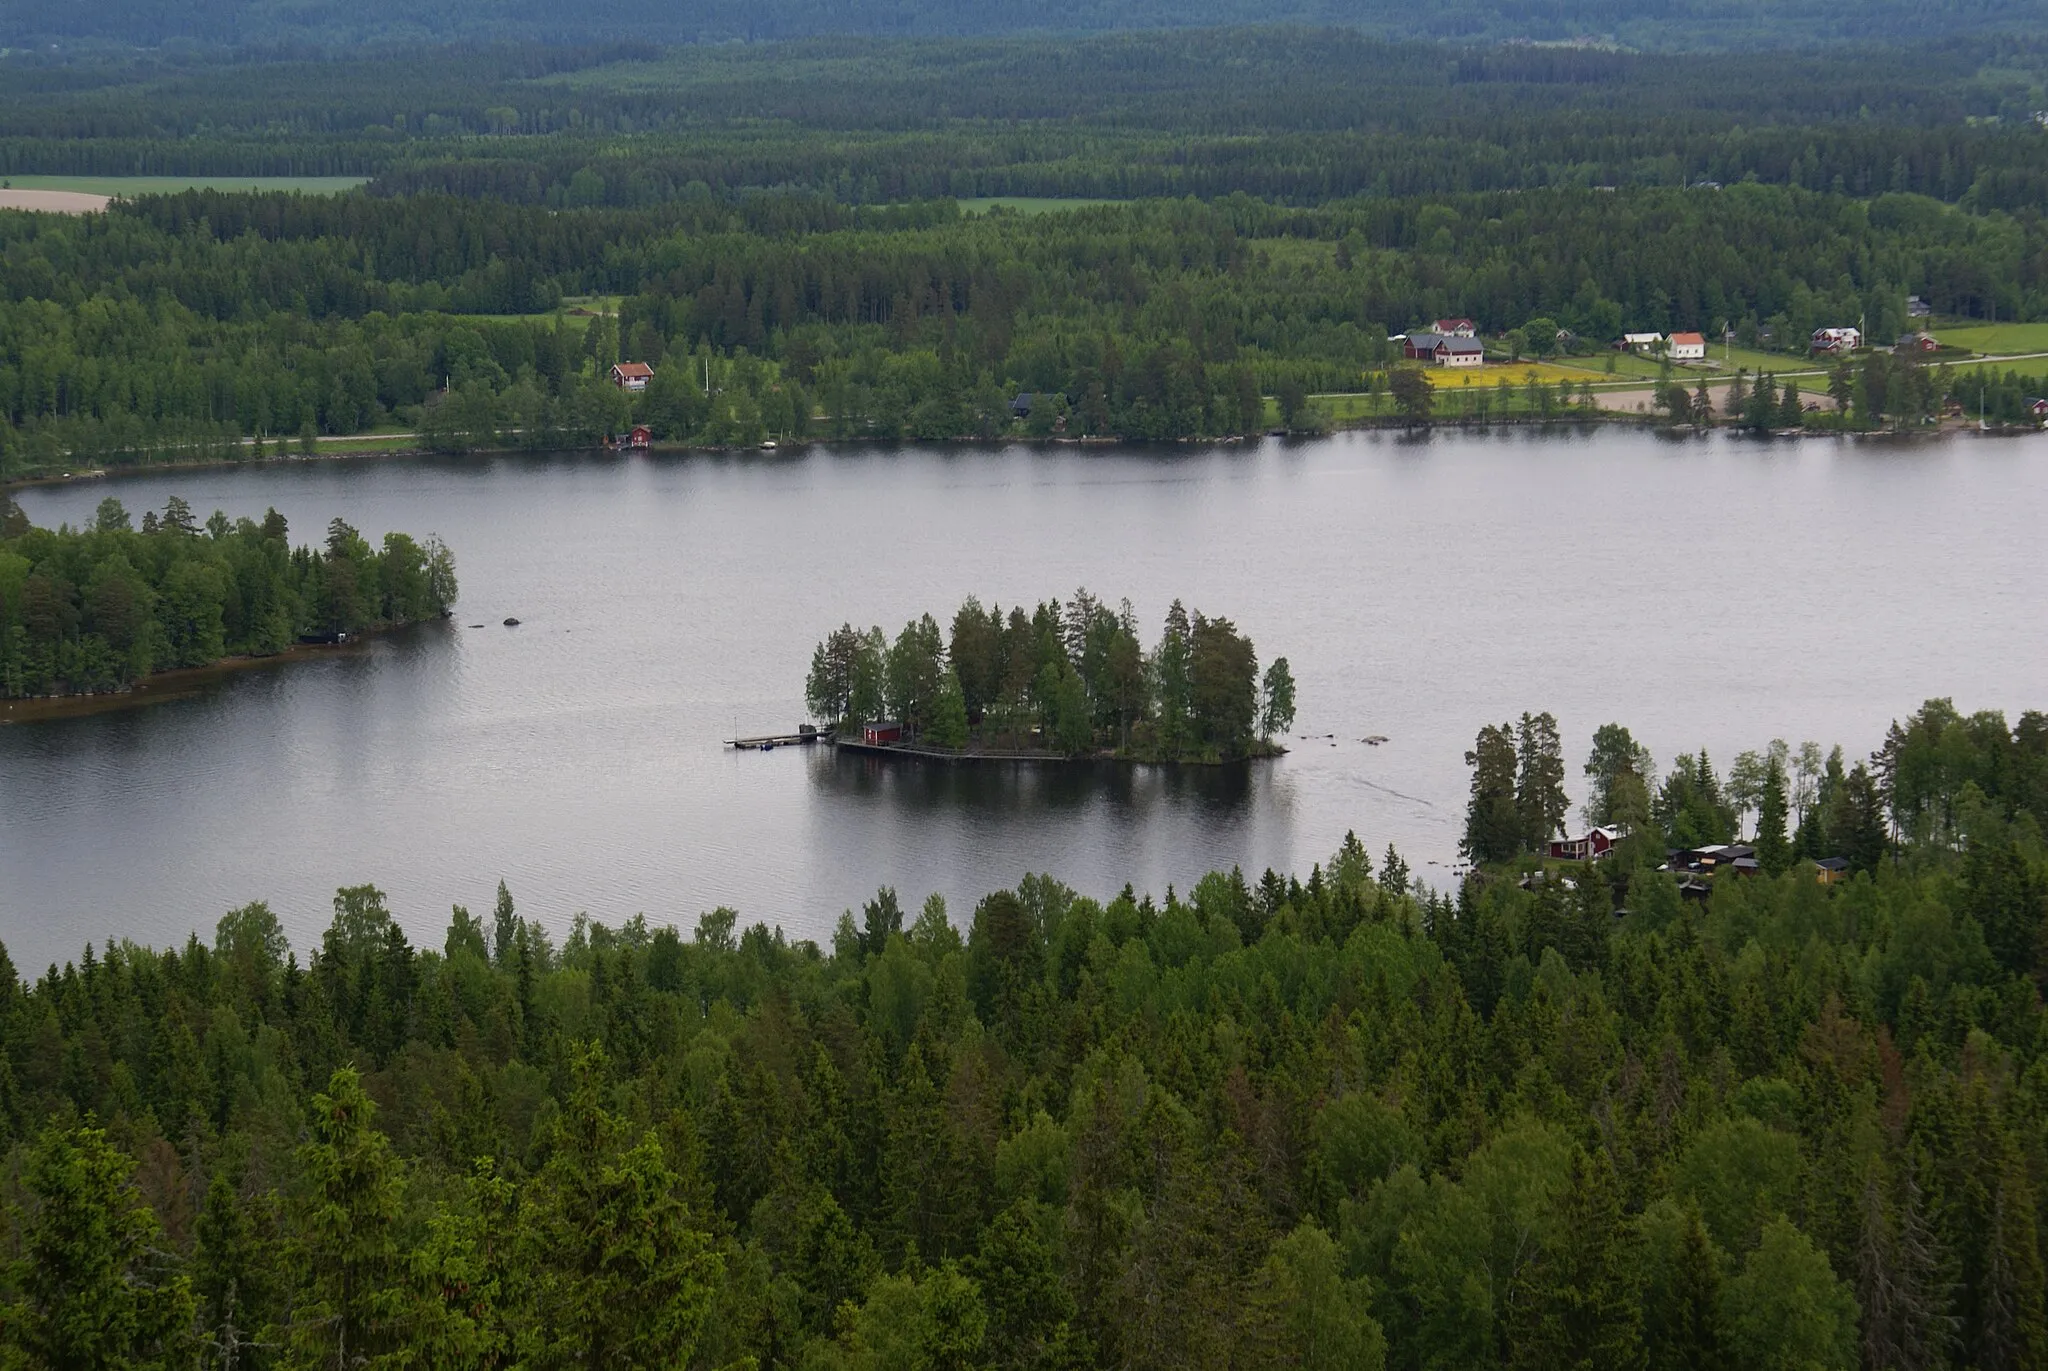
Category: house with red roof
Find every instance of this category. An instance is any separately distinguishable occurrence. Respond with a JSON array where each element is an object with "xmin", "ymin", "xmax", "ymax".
[{"xmin": 611, "ymin": 362, "xmax": 655, "ymax": 392}]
